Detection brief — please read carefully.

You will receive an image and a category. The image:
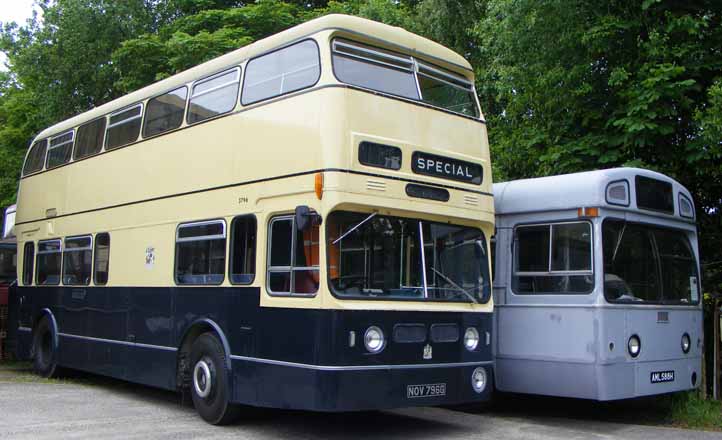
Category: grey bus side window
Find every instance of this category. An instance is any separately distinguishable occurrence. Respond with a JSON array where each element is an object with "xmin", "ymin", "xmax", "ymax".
[
  {"xmin": 175, "ymin": 220, "xmax": 226, "ymax": 285},
  {"xmin": 23, "ymin": 139, "xmax": 48, "ymax": 176},
  {"xmin": 23, "ymin": 242, "xmax": 34, "ymax": 286},
  {"xmin": 267, "ymin": 215, "xmax": 319, "ymax": 296},
  {"xmin": 230, "ymin": 216, "xmax": 257, "ymax": 285},
  {"xmin": 46, "ymin": 130, "xmax": 74, "ymax": 169},
  {"xmin": 94, "ymin": 232, "xmax": 110, "ymax": 285},
  {"xmin": 512, "ymin": 221, "xmax": 594, "ymax": 295}
]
